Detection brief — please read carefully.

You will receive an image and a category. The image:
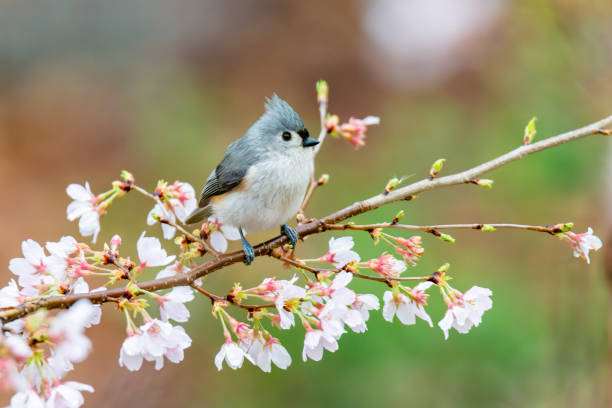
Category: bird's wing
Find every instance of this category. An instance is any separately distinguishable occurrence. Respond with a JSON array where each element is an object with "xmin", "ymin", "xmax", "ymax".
[{"xmin": 198, "ymin": 143, "xmax": 254, "ymax": 208}]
